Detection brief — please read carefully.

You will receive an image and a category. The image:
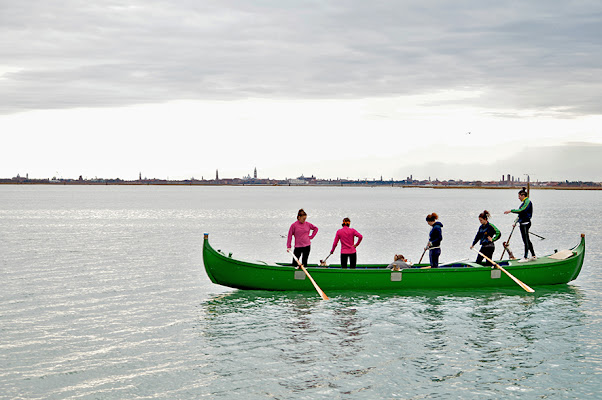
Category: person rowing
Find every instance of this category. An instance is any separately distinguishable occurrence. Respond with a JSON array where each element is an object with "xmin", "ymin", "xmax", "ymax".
[
  {"xmin": 287, "ymin": 208, "xmax": 318, "ymax": 268},
  {"xmin": 425, "ymin": 213, "xmax": 443, "ymax": 268},
  {"xmin": 330, "ymin": 217, "xmax": 363, "ymax": 269},
  {"xmin": 470, "ymin": 210, "xmax": 501, "ymax": 266},
  {"xmin": 504, "ymin": 187, "xmax": 536, "ymax": 262}
]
